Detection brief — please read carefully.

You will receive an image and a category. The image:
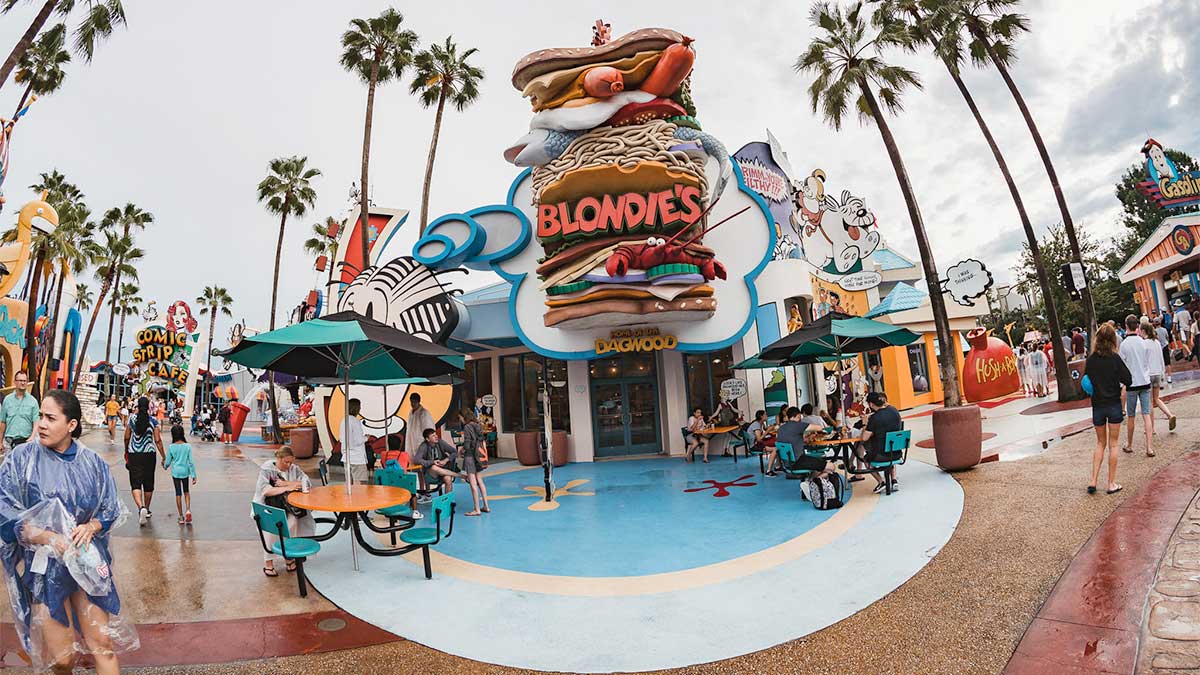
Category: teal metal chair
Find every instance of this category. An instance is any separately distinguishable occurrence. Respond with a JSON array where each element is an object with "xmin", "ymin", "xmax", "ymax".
[
  {"xmin": 373, "ymin": 467, "xmax": 419, "ymax": 544},
  {"xmin": 398, "ymin": 493, "xmax": 455, "ymax": 579},
  {"xmin": 252, "ymin": 503, "xmax": 321, "ymax": 597},
  {"xmin": 775, "ymin": 441, "xmax": 814, "ymax": 482},
  {"xmin": 870, "ymin": 430, "xmax": 911, "ymax": 495},
  {"xmin": 741, "ymin": 429, "xmax": 768, "ymax": 474},
  {"xmin": 725, "ymin": 426, "xmax": 748, "ymax": 463}
]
